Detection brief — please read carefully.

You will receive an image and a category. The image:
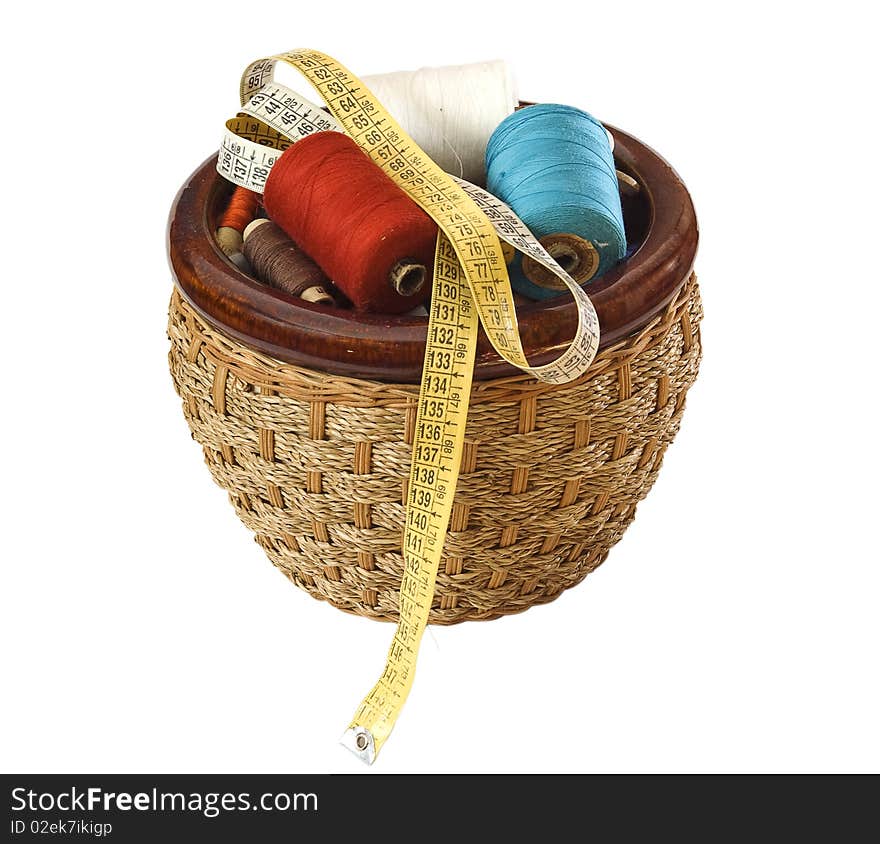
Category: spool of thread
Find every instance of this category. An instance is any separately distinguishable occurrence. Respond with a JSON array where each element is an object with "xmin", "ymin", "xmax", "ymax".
[
  {"xmin": 363, "ymin": 60, "xmax": 516, "ymax": 185},
  {"xmin": 242, "ymin": 219, "xmax": 334, "ymax": 305},
  {"xmin": 486, "ymin": 104, "xmax": 626, "ymax": 300},
  {"xmin": 263, "ymin": 132, "xmax": 437, "ymax": 314},
  {"xmin": 216, "ymin": 186, "xmax": 260, "ymax": 272}
]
